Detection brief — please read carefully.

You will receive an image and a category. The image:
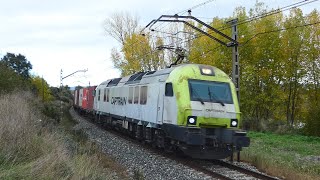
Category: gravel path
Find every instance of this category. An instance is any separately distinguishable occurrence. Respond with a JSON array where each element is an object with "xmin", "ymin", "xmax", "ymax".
[{"xmin": 70, "ymin": 108, "xmax": 214, "ymax": 180}]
